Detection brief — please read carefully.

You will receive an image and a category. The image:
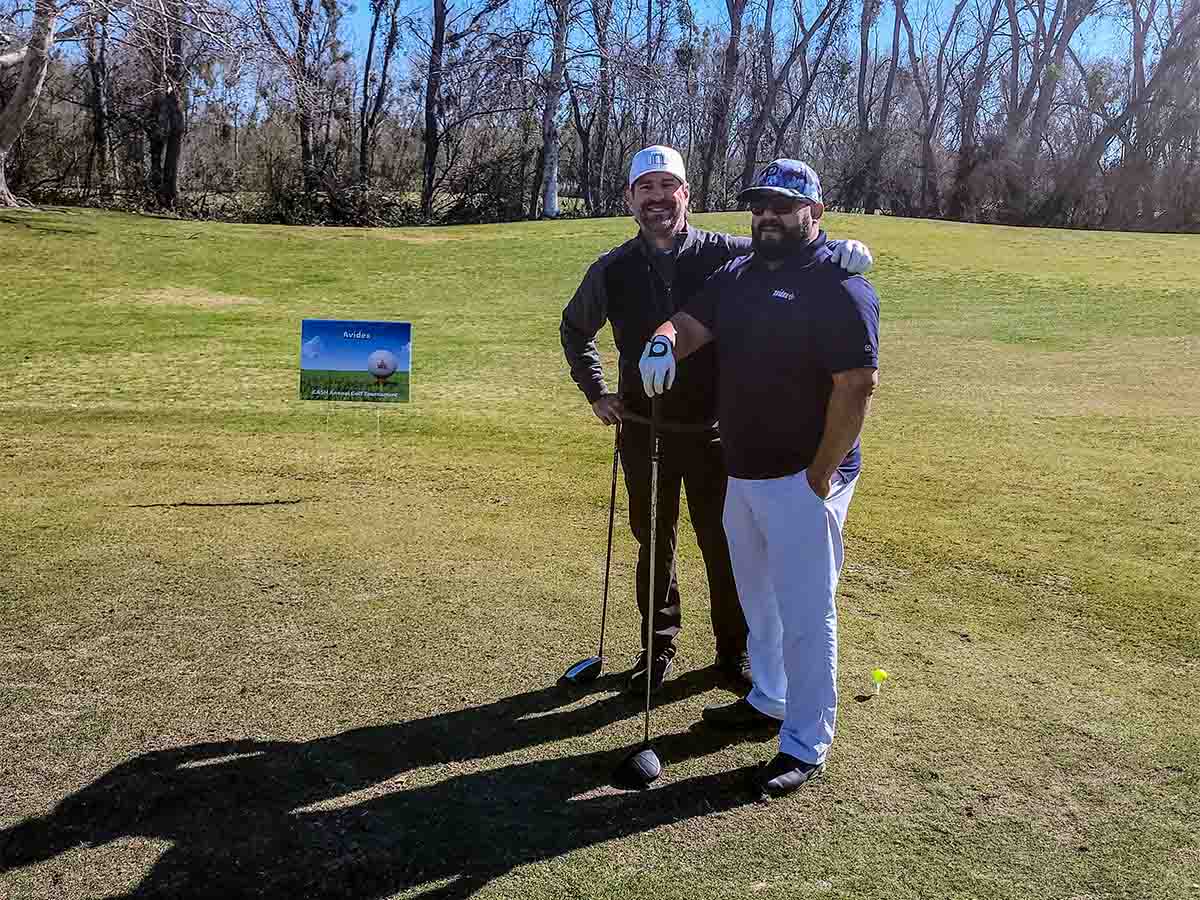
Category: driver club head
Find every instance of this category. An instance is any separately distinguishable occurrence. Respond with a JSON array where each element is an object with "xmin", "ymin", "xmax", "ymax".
[
  {"xmin": 613, "ymin": 744, "xmax": 662, "ymax": 790},
  {"xmin": 560, "ymin": 655, "xmax": 603, "ymax": 686}
]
